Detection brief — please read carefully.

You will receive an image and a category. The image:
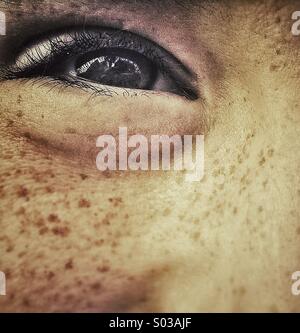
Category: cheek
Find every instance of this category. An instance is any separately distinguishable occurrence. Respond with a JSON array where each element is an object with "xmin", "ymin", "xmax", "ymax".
[{"xmin": 0, "ymin": 130, "xmax": 170, "ymax": 311}]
